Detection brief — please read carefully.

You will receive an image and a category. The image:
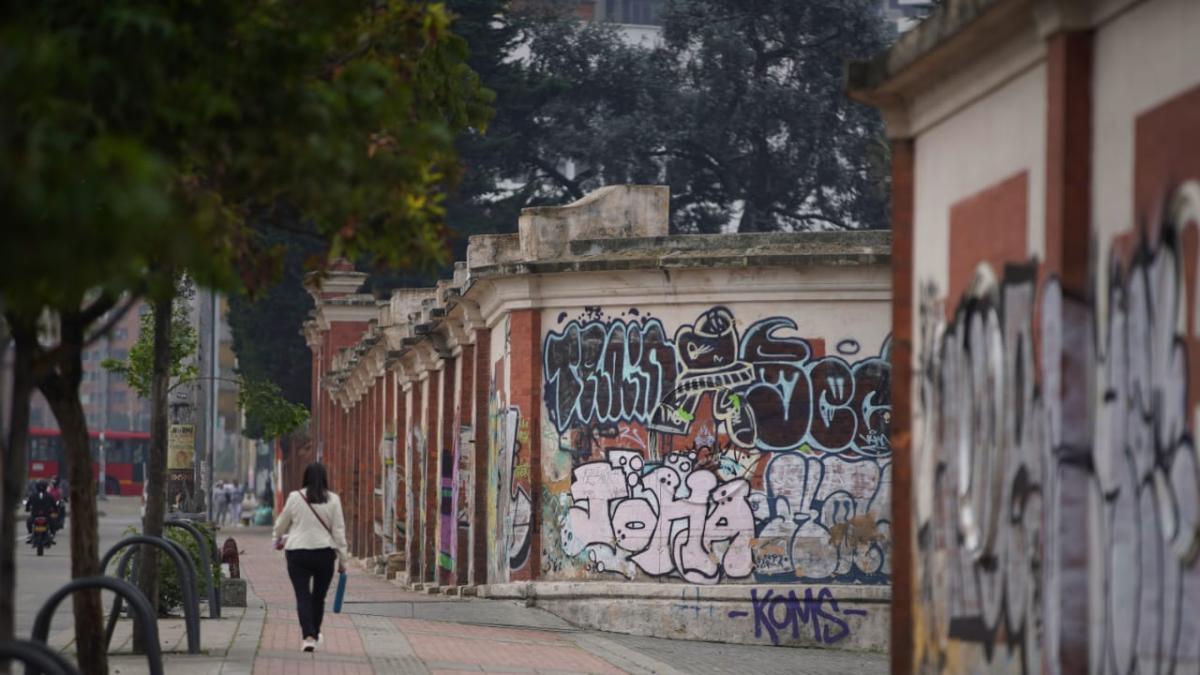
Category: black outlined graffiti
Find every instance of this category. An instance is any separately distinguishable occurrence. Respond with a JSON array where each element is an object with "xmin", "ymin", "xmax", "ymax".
[
  {"xmin": 543, "ymin": 317, "xmax": 678, "ymax": 434},
  {"xmin": 545, "ymin": 306, "xmax": 892, "ymax": 456}
]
